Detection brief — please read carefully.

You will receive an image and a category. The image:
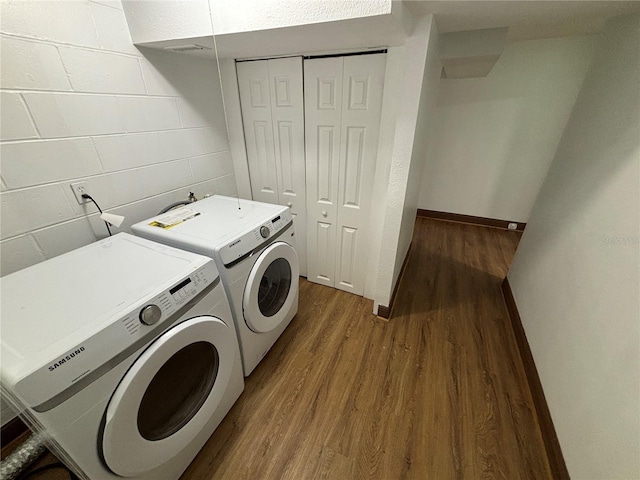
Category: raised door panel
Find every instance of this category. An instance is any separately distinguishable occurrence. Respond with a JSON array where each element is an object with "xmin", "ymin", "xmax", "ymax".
[
  {"xmin": 335, "ymin": 54, "xmax": 386, "ymax": 295},
  {"xmin": 236, "ymin": 61, "xmax": 279, "ymax": 205},
  {"xmin": 268, "ymin": 57, "xmax": 307, "ymax": 276},
  {"xmin": 304, "ymin": 57, "xmax": 343, "ymax": 287}
]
